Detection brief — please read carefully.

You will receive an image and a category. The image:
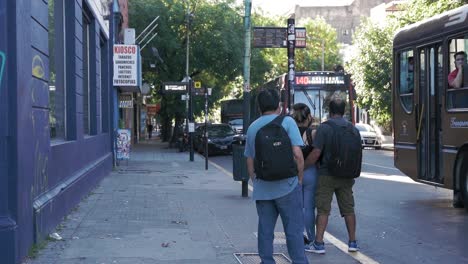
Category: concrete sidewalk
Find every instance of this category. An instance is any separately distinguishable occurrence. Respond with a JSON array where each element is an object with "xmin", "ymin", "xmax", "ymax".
[{"xmin": 24, "ymin": 139, "xmax": 358, "ymax": 264}]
